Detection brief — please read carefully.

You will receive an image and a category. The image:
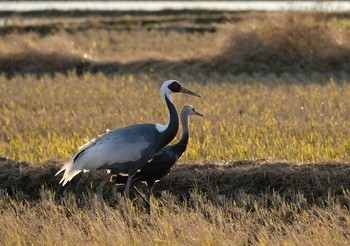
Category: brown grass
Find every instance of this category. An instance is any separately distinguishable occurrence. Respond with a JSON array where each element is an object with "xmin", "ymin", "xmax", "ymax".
[
  {"xmin": 214, "ymin": 12, "xmax": 350, "ymax": 73},
  {"xmin": 0, "ymin": 11, "xmax": 349, "ymax": 76},
  {"xmin": 1, "ymin": 157, "xmax": 350, "ymax": 245},
  {"xmin": 2, "ymin": 190, "xmax": 350, "ymax": 245},
  {"xmin": 0, "ymin": 45, "xmax": 89, "ymax": 77}
]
